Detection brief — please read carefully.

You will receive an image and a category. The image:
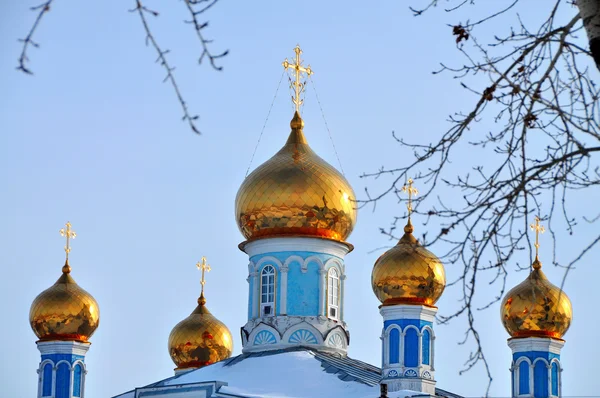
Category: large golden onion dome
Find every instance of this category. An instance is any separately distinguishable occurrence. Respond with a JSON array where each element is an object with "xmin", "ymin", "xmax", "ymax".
[
  {"xmin": 168, "ymin": 293, "xmax": 233, "ymax": 370},
  {"xmin": 501, "ymin": 258, "xmax": 572, "ymax": 339},
  {"xmin": 372, "ymin": 220, "xmax": 446, "ymax": 306},
  {"xmin": 235, "ymin": 112, "xmax": 357, "ymax": 243},
  {"xmin": 29, "ymin": 261, "xmax": 100, "ymax": 342}
]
